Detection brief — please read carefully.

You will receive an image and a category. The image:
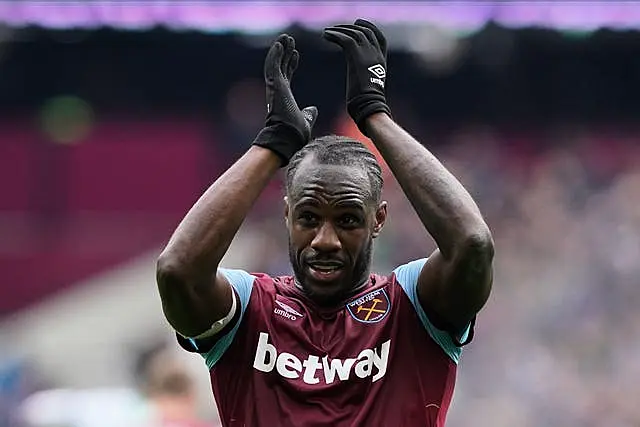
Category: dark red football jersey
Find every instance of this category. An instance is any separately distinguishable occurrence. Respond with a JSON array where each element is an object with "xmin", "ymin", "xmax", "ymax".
[{"xmin": 177, "ymin": 259, "xmax": 471, "ymax": 427}]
